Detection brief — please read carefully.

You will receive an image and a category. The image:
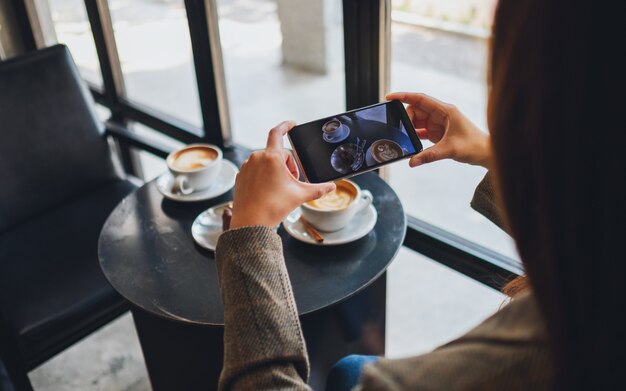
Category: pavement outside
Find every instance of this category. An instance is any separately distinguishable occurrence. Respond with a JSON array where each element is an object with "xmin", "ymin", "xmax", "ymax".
[{"xmin": 21, "ymin": 0, "xmax": 511, "ymax": 389}]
